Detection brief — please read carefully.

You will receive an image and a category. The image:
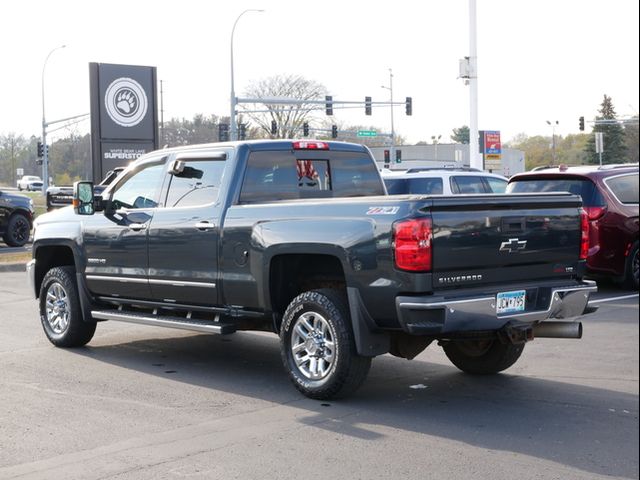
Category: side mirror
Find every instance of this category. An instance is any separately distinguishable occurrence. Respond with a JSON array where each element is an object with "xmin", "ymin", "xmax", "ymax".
[{"xmin": 73, "ymin": 181, "xmax": 95, "ymax": 215}]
